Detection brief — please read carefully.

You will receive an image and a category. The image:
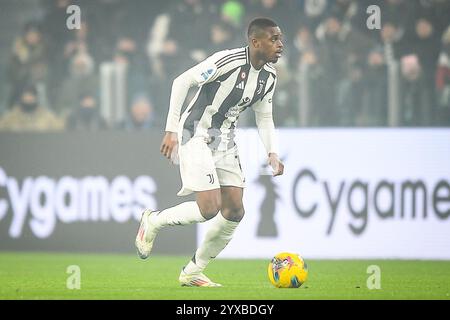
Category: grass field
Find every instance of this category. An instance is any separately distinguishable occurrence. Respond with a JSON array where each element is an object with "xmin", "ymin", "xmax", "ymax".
[{"xmin": 0, "ymin": 252, "xmax": 449, "ymax": 300}]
